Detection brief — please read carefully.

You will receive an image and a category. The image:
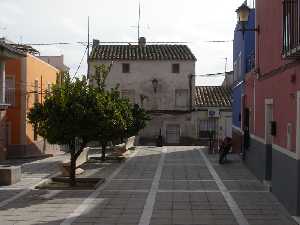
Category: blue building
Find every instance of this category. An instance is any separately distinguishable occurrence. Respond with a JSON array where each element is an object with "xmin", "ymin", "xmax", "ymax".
[{"xmin": 232, "ymin": 8, "xmax": 255, "ymax": 152}]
